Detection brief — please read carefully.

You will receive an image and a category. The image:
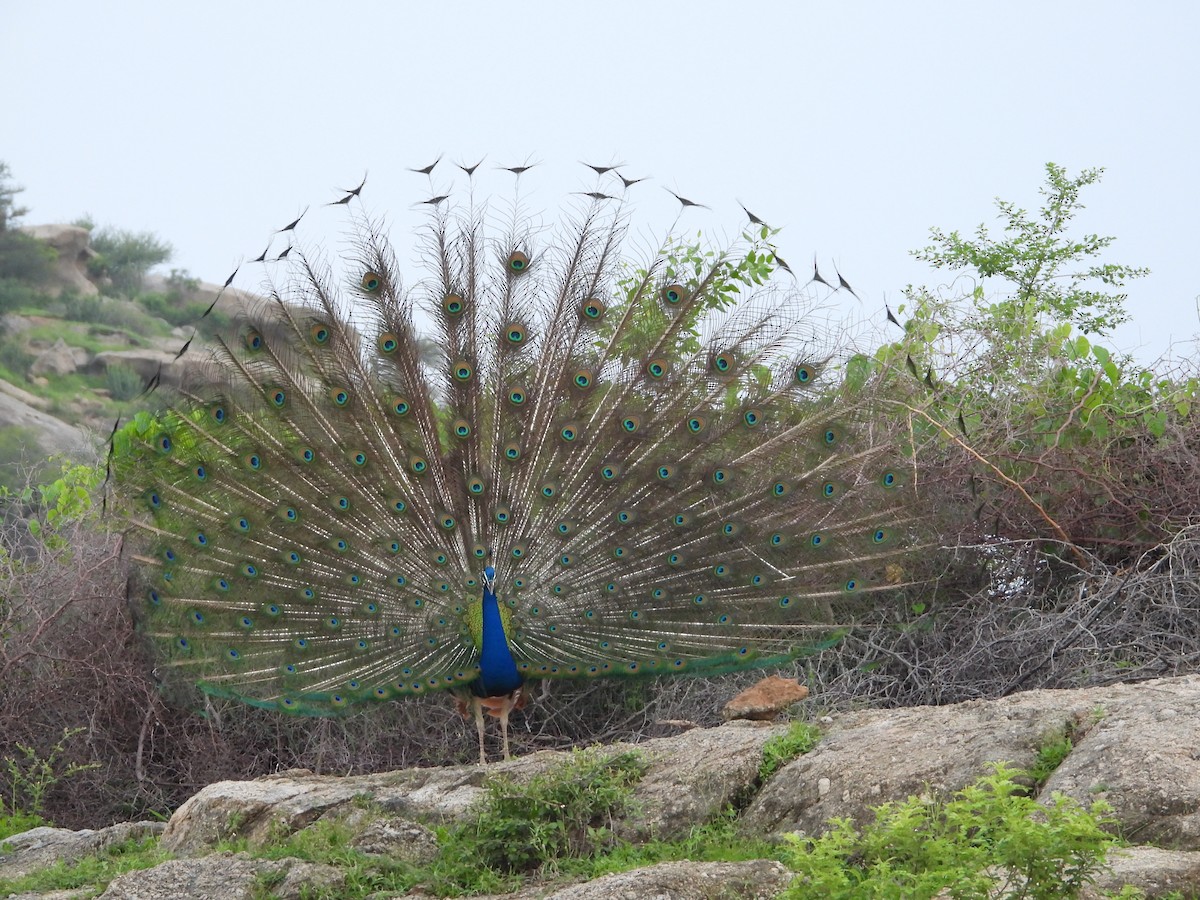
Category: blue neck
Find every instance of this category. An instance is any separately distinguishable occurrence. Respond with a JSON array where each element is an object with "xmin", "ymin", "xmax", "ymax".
[{"xmin": 474, "ymin": 586, "xmax": 523, "ymax": 697}]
